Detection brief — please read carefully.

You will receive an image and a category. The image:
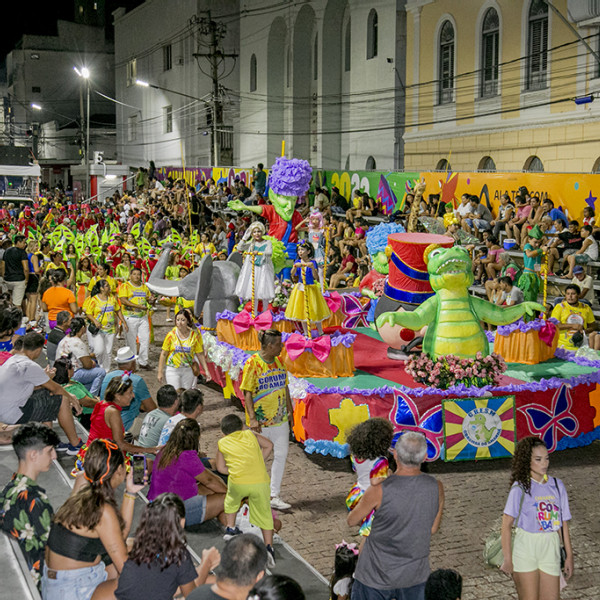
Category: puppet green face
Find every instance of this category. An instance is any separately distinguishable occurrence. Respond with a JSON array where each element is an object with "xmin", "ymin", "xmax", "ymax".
[
  {"xmin": 268, "ymin": 188, "xmax": 296, "ymax": 222},
  {"xmin": 372, "ymin": 251, "xmax": 389, "ymax": 275},
  {"xmin": 427, "ymin": 245, "xmax": 473, "ymax": 291}
]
